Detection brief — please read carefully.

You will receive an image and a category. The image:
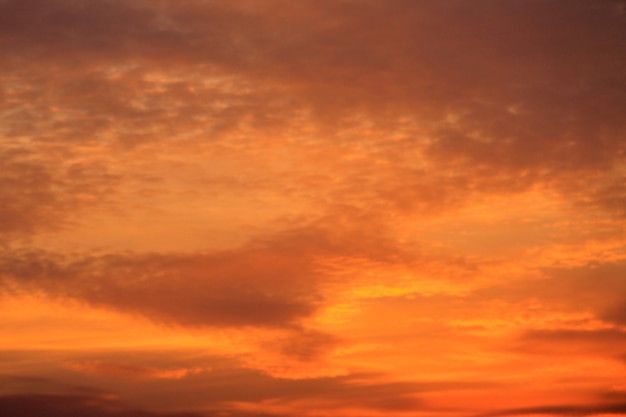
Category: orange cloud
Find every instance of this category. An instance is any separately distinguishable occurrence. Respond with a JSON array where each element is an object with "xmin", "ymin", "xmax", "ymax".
[
  {"xmin": 2, "ymin": 0, "xmax": 626, "ymax": 416},
  {"xmin": 66, "ymin": 361, "xmax": 209, "ymax": 380}
]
